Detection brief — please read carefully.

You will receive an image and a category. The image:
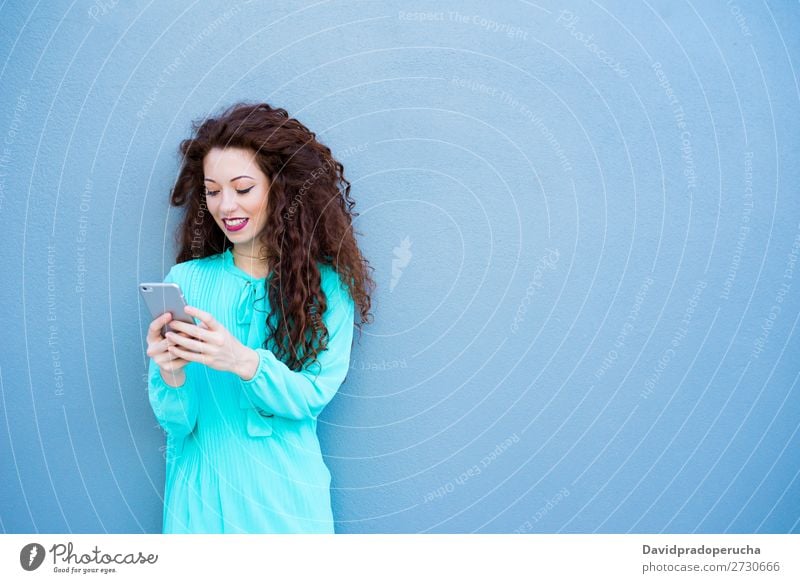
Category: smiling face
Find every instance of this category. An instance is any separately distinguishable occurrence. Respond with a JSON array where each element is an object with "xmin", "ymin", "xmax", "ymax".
[{"xmin": 203, "ymin": 147, "xmax": 270, "ymax": 257}]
